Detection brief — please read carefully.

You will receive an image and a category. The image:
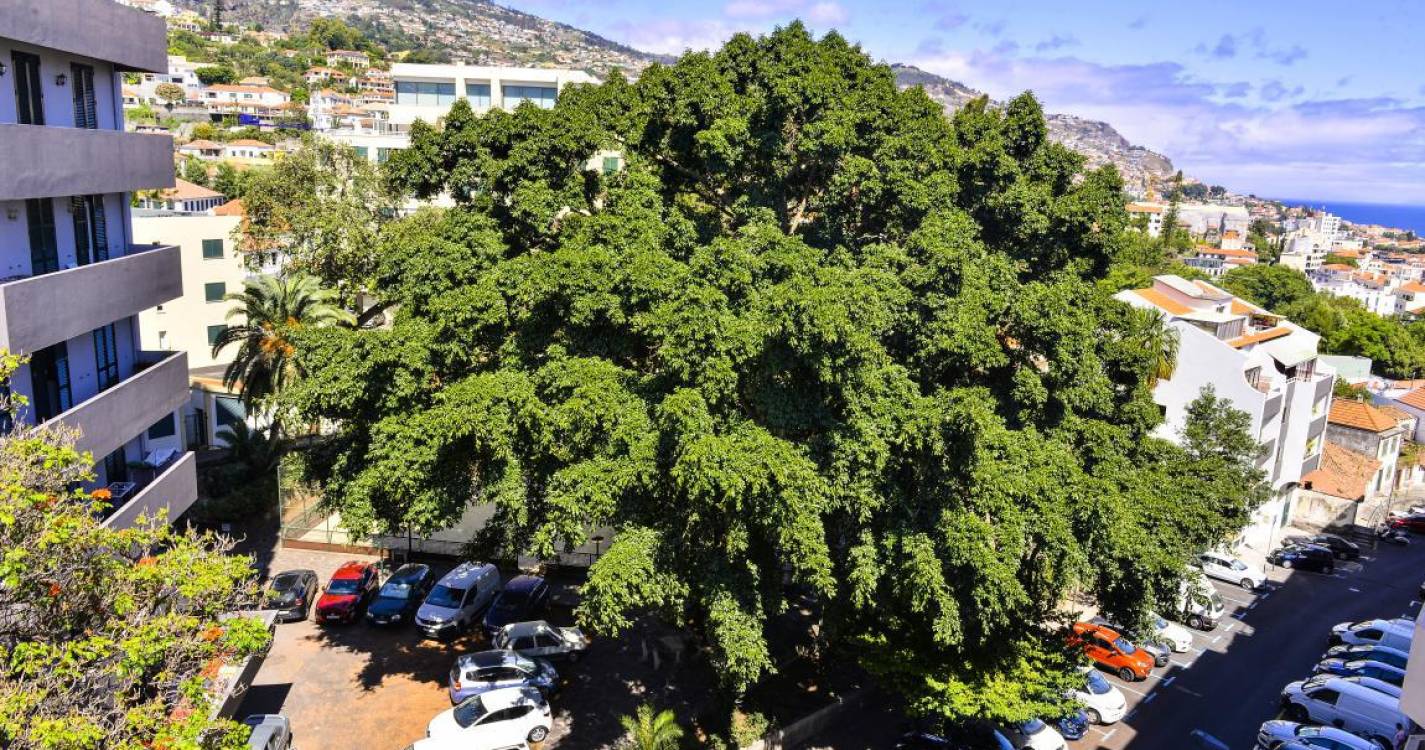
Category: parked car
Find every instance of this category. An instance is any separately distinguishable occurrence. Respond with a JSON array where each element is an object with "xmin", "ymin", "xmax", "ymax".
[
  {"xmin": 1146, "ymin": 612, "xmax": 1194, "ymax": 652},
  {"xmin": 1255, "ymin": 720, "xmax": 1378, "ymax": 750},
  {"xmin": 1089, "ymin": 612, "xmax": 1191, "ymax": 660},
  {"xmin": 1069, "ymin": 668, "xmax": 1126, "ymax": 724},
  {"xmin": 1000, "ymin": 718, "xmax": 1067, "ymax": 750},
  {"xmin": 1322, "ymin": 644, "xmax": 1411, "ymax": 671},
  {"xmin": 1067, "ymin": 622, "xmax": 1154, "ymax": 681},
  {"xmin": 1177, "ymin": 572, "xmax": 1227, "ymax": 630},
  {"xmin": 1283, "ymin": 533, "xmax": 1361, "ymax": 560},
  {"xmin": 1313, "ymin": 659, "xmax": 1407, "ymax": 687},
  {"xmin": 1197, "ymin": 551, "xmax": 1267, "ymax": 590},
  {"xmin": 448, "ymin": 649, "xmax": 559, "ymax": 704},
  {"xmin": 367, "ymin": 563, "xmax": 435, "ymax": 626},
  {"xmin": 1267, "ymin": 544, "xmax": 1336, "ymax": 574},
  {"xmin": 491, "ymin": 620, "xmax": 590, "ymax": 662},
  {"xmin": 416, "ymin": 562, "xmax": 501, "ymax": 640},
  {"xmin": 263, "ymin": 569, "xmax": 318, "ymax": 623},
  {"xmin": 481, "ymin": 575, "xmax": 550, "ymax": 638},
  {"xmin": 426, "ymin": 686, "xmax": 552, "ymax": 745},
  {"xmin": 1387, "ymin": 513, "xmax": 1425, "ymax": 533},
  {"xmin": 1088, "ymin": 616, "xmax": 1168, "ymax": 667},
  {"xmin": 315, "ymin": 561, "xmax": 381, "ymax": 624},
  {"xmin": 1280, "ymin": 675, "xmax": 1412, "ymax": 750},
  {"xmin": 895, "ymin": 729, "xmax": 1013, "ymax": 750},
  {"xmin": 241, "ymin": 714, "xmax": 293, "ymax": 750},
  {"xmin": 1329, "ymin": 619, "xmax": 1414, "ymax": 650},
  {"xmin": 1054, "ymin": 710, "xmax": 1088, "ymax": 741}
]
